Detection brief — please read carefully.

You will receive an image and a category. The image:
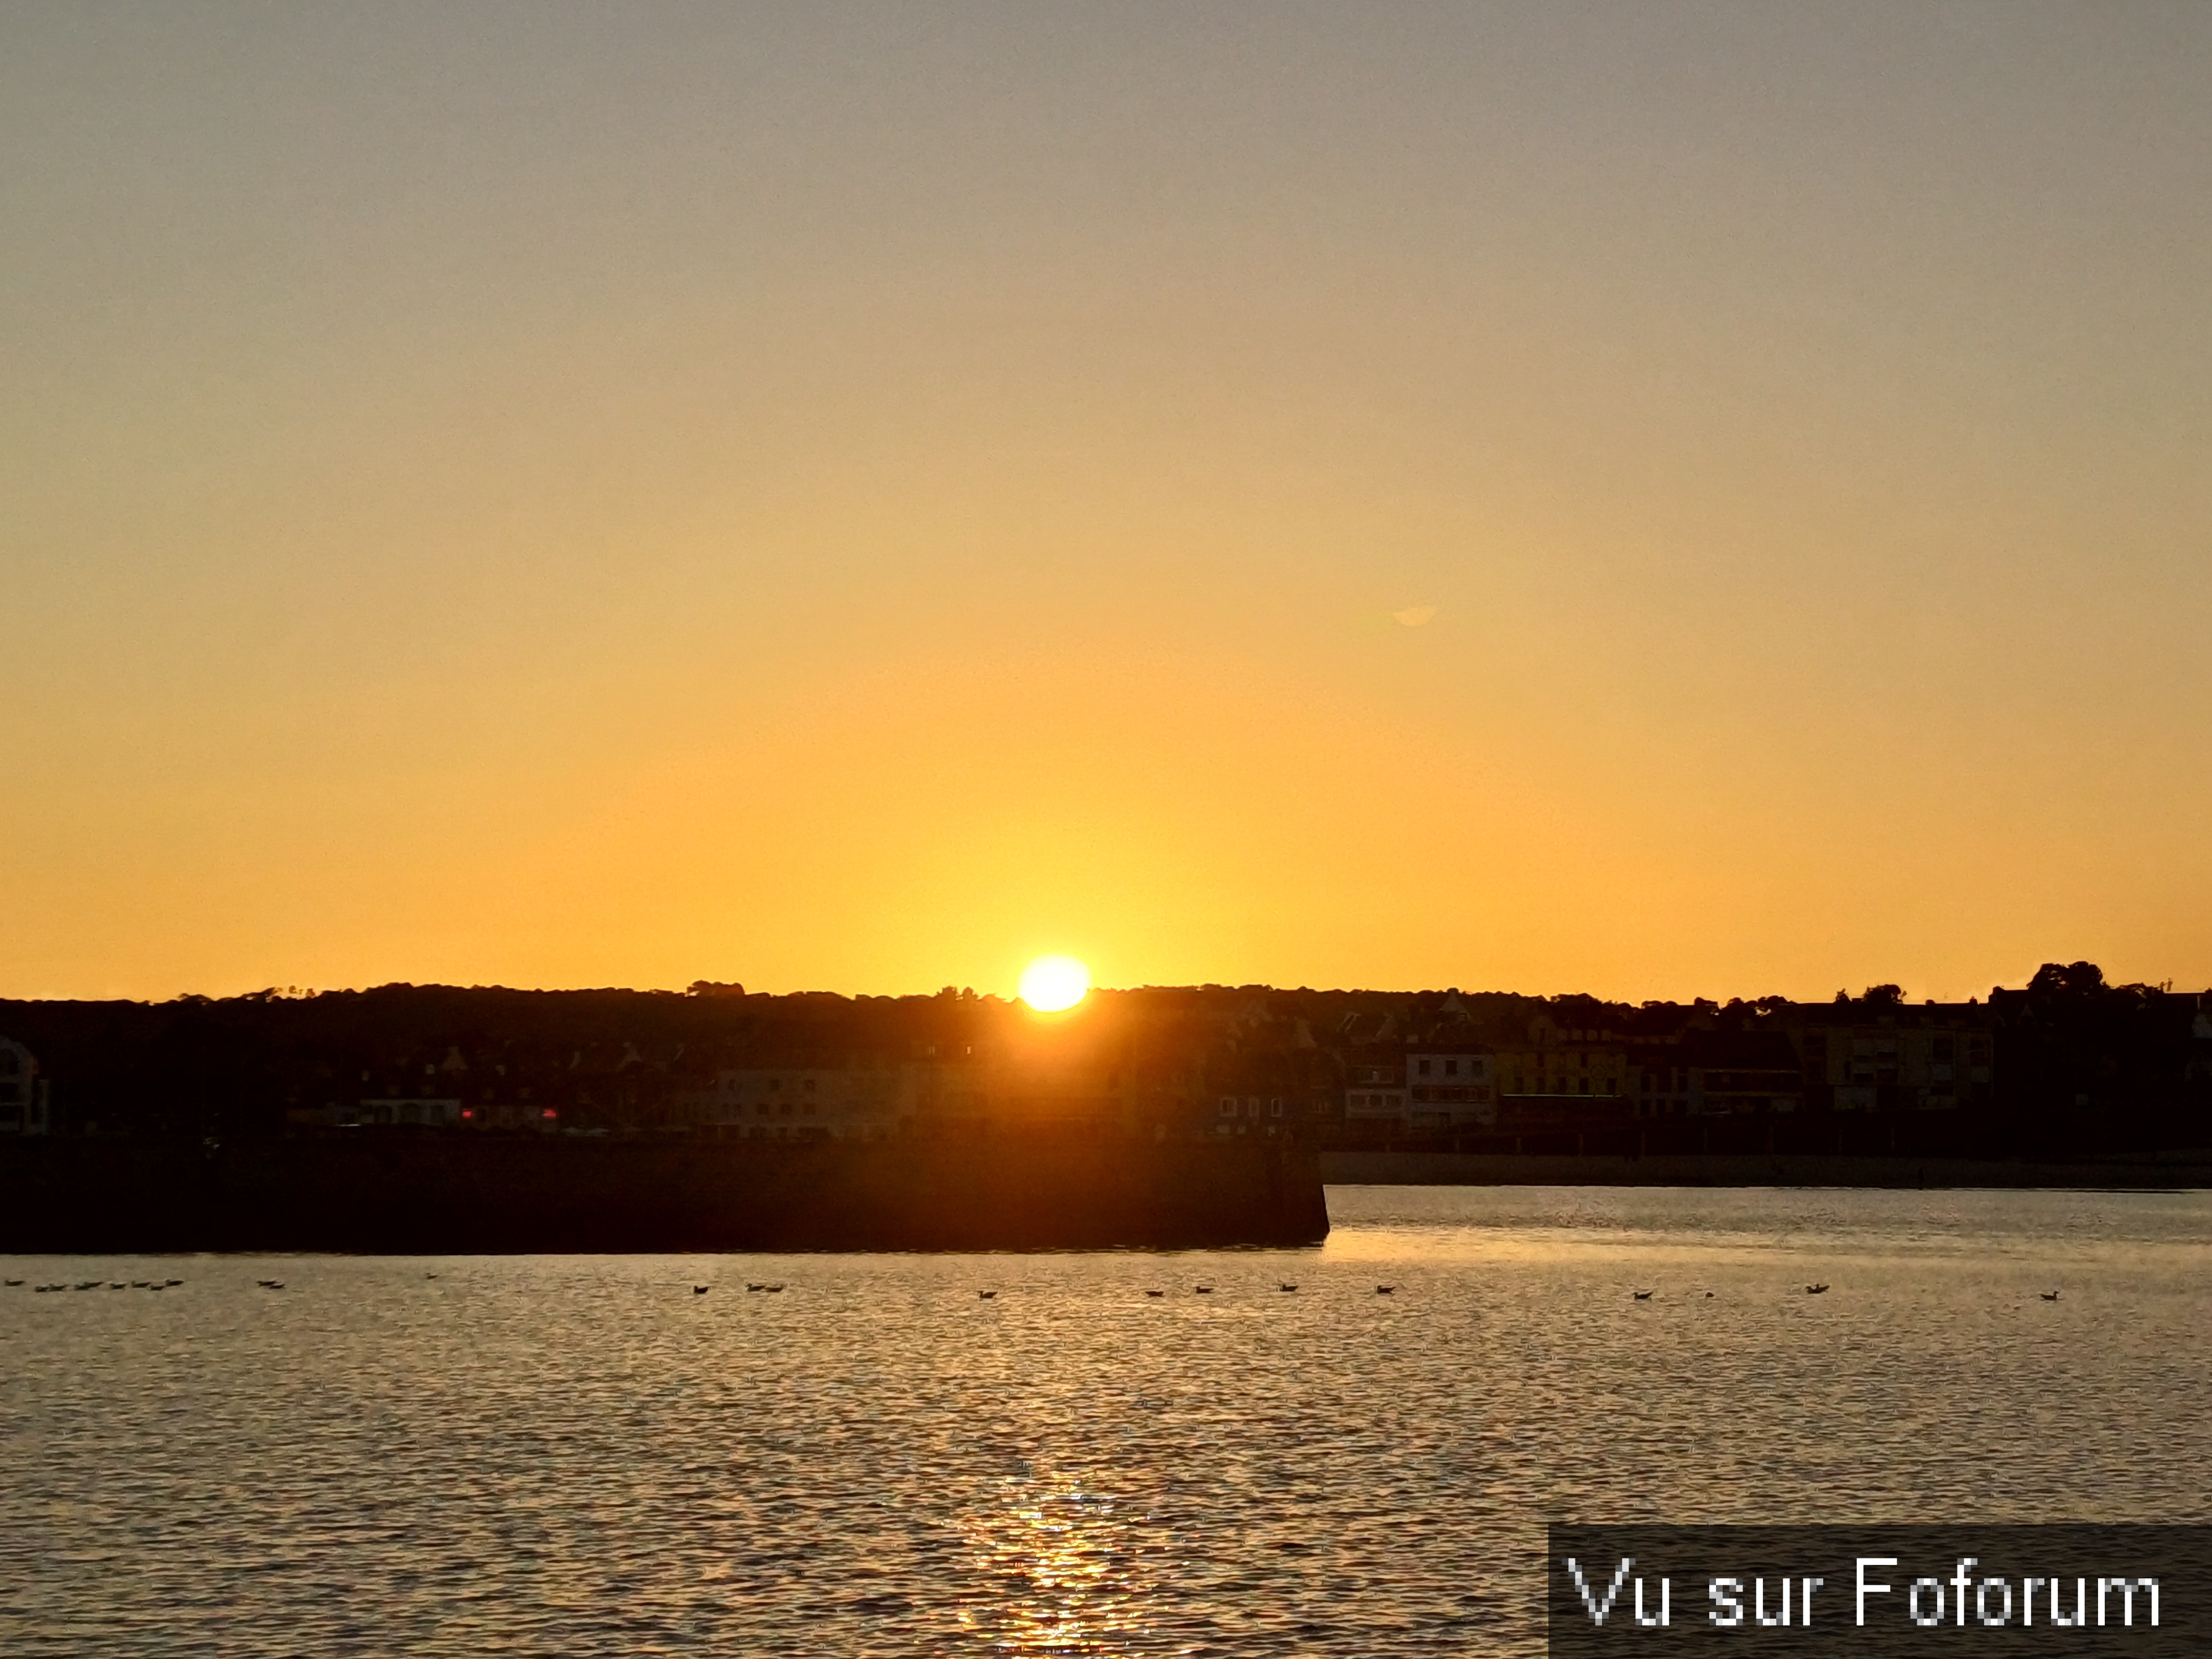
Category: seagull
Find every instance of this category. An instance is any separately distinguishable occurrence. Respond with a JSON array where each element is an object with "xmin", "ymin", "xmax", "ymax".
[
  {"xmin": 1632, "ymin": 1290, "xmax": 1653, "ymax": 1301},
  {"xmin": 164, "ymin": 1279, "xmax": 182, "ymax": 1287},
  {"xmin": 263, "ymin": 1281, "xmax": 285, "ymax": 1290},
  {"xmin": 978, "ymin": 1290, "xmax": 997, "ymax": 1300},
  {"xmin": 1806, "ymin": 1284, "xmax": 1829, "ymax": 1295},
  {"xmin": 108, "ymin": 1282, "xmax": 127, "ymax": 1290},
  {"xmin": 3, "ymin": 1279, "xmax": 22, "ymax": 1287},
  {"xmin": 1279, "ymin": 1284, "xmax": 1298, "ymax": 1292},
  {"xmin": 1376, "ymin": 1285, "xmax": 1397, "ymax": 1295},
  {"xmin": 2041, "ymin": 1290, "xmax": 2060, "ymax": 1301},
  {"xmin": 693, "ymin": 1285, "xmax": 710, "ymax": 1295}
]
